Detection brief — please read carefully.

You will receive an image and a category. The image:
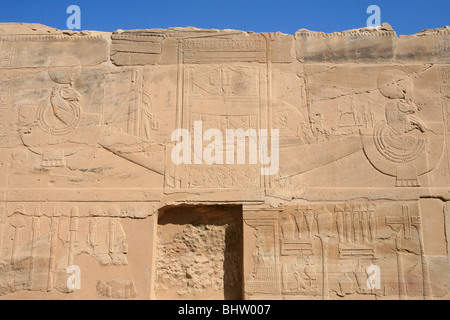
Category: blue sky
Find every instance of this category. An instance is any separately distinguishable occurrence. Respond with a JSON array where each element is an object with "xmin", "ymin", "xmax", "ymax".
[{"xmin": 0, "ymin": 0, "xmax": 448, "ymax": 35}]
